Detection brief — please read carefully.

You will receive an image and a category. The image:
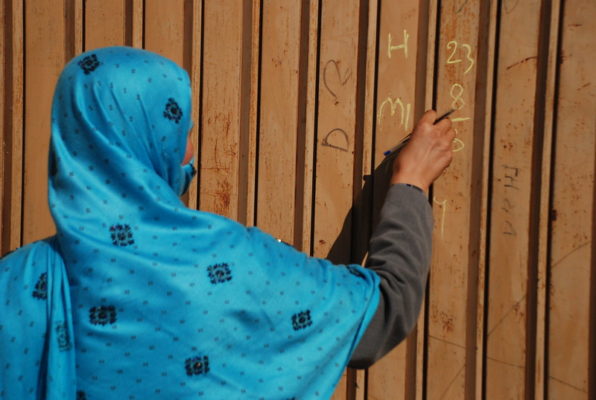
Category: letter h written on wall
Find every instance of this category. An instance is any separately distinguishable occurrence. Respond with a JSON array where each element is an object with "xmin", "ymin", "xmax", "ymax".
[{"xmin": 377, "ymin": 30, "xmax": 412, "ymax": 133}]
